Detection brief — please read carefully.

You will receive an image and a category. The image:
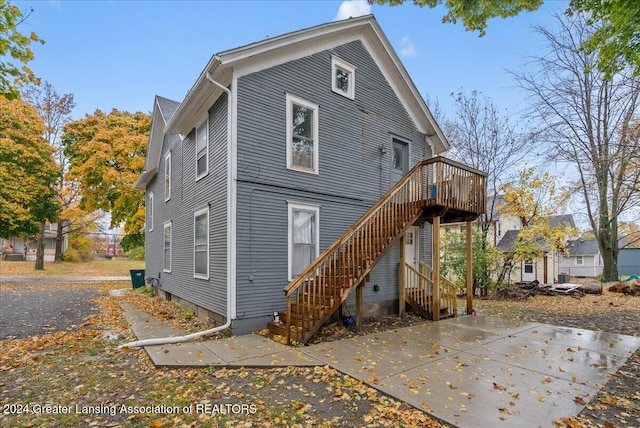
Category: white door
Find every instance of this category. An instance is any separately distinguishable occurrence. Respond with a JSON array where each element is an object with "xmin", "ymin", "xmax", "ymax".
[
  {"xmin": 522, "ymin": 259, "xmax": 536, "ymax": 282},
  {"xmin": 404, "ymin": 227, "xmax": 419, "ymax": 269}
]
